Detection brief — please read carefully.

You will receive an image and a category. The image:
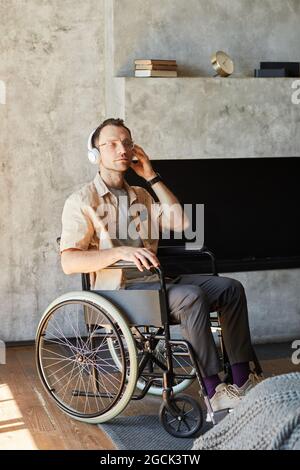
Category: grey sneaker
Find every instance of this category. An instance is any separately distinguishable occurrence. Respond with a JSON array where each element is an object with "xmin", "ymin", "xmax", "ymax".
[
  {"xmin": 210, "ymin": 383, "xmax": 242, "ymax": 412},
  {"xmin": 232, "ymin": 372, "xmax": 264, "ymax": 395}
]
